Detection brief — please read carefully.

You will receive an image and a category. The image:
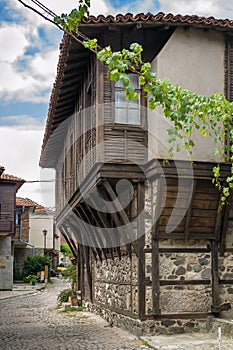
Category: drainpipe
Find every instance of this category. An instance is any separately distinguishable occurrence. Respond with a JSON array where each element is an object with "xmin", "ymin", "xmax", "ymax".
[{"xmin": 19, "ymin": 206, "xmax": 35, "ymax": 257}]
